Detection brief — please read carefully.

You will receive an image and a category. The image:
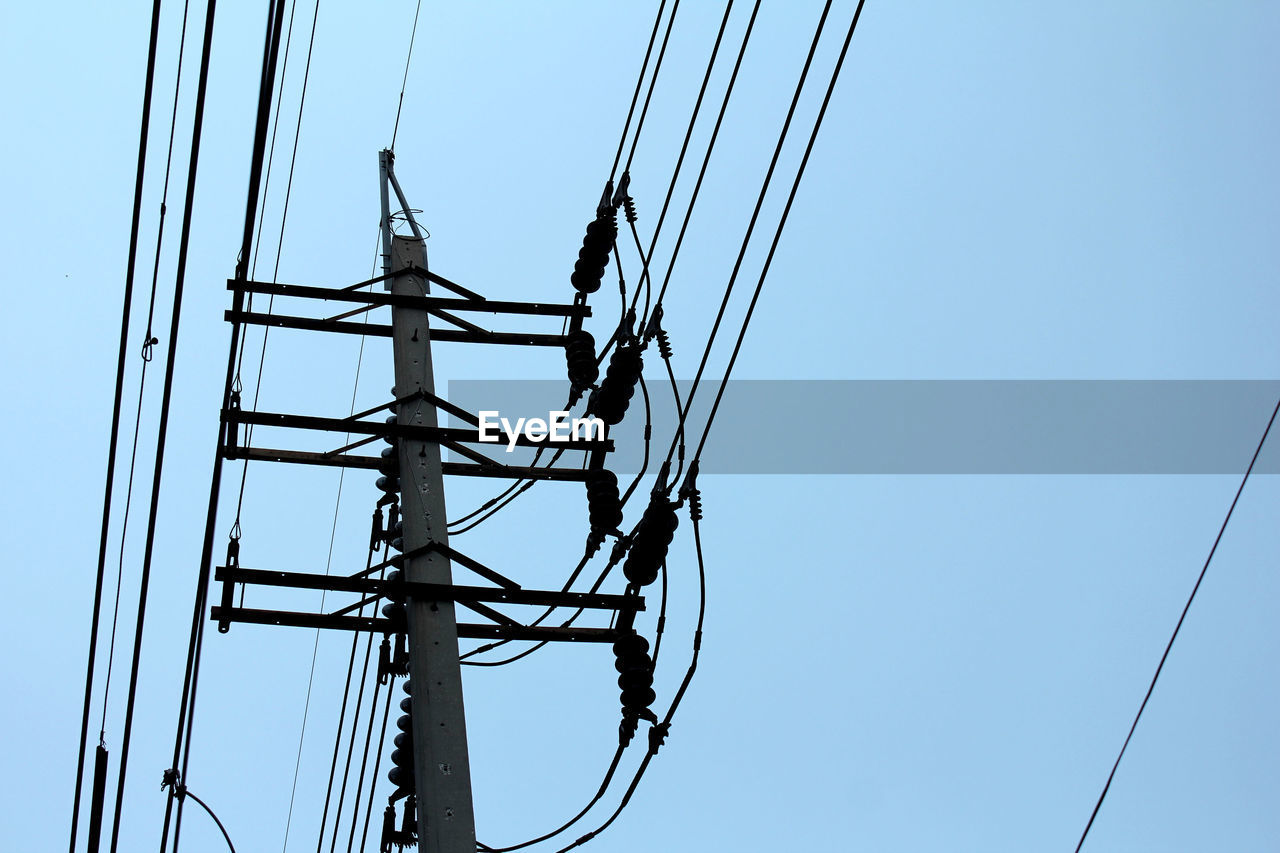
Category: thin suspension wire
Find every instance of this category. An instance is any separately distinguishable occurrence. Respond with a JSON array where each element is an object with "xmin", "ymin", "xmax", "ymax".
[
  {"xmin": 610, "ymin": 1, "xmax": 669, "ymax": 182},
  {"xmin": 694, "ymin": 0, "xmax": 867, "ymax": 463},
  {"xmin": 390, "ymin": 0, "xmax": 423, "ymax": 151},
  {"xmin": 1074, "ymin": 396, "xmax": 1280, "ymax": 852},
  {"xmin": 661, "ymin": 0, "xmax": 836, "ymax": 476},
  {"xmin": 106, "ymin": 0, "xmax": 224, "ymax": 848},
  {"xmin": 70, "ymin": 0, "xmax": 164, "ymax": 848}
]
